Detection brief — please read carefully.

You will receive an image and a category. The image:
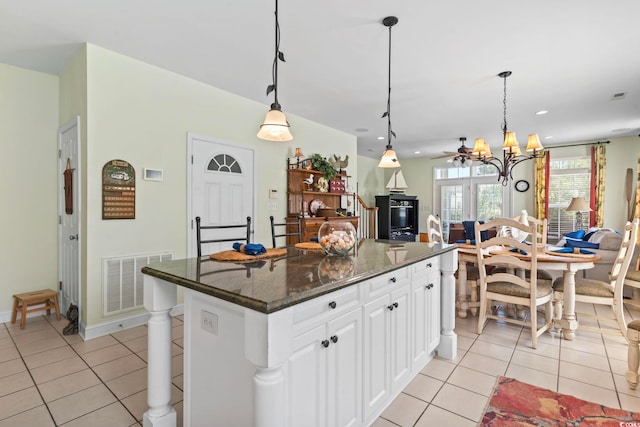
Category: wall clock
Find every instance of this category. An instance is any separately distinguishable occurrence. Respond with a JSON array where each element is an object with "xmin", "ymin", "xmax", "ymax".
[{"xmin": 515, "ymin": 179, "xmax": 530, "ymax": 192}]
